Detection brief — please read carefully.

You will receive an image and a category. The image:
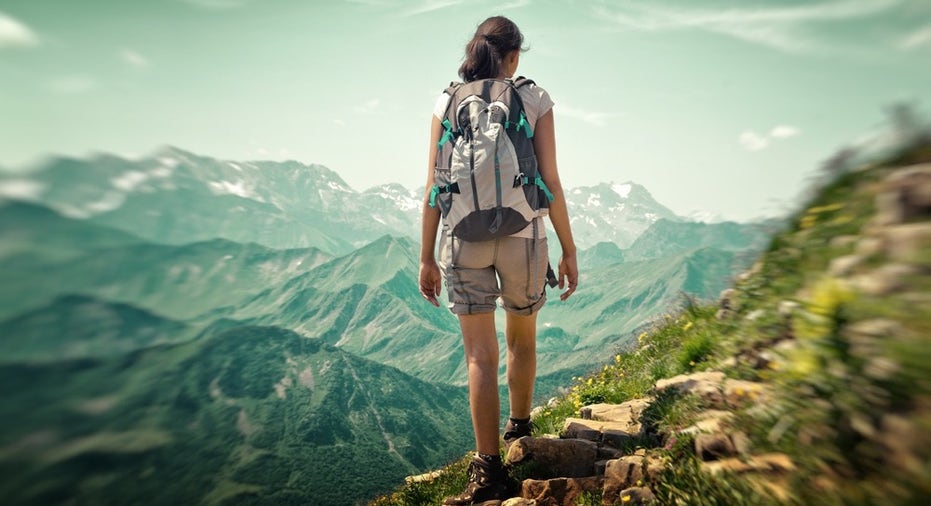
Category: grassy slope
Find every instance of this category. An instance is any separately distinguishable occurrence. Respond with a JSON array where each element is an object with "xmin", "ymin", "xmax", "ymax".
[{"xmin": 372, "ymin": 141, "xmax": 931, "ymax": 505}]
